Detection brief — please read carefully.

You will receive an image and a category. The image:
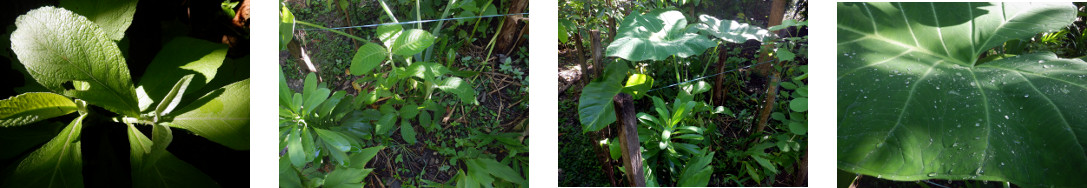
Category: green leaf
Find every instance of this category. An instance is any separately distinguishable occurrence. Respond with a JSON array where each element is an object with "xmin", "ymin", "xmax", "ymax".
[
  {"xmin": 136, "ymin": 37, "xmax": 228, "ymax": 112},
  {"xmin": 751, "ymin": 155, "xmax": 778, "ymax": 174},
  {"xmin": 1, "ymin": 113, "xmax": 86, "ymax": 187},
  {"xmin": 170, "ymin": 79, "xmax": 249, "ymax": 150},
  {"xmin": 472, "ymin": 158, "xmax": 525, "ymax": 184},
  {"xmin": 606, "ymin": 9, "xmax": 716, "ymax": 61},
  {"xmin": 390, "ymin": 29, "xmax": 437, "ymax": 56},
  {"xmin": 788, "ymin": 121, "xmax": 807, "ymax": 135},
  {"xmin": 324, "ymin": 167, "xmax": 372, "ymax": 188},
  {"xmin": 694, "ymin": 15, "xmax": 771, "ymax": 43},
  {"xmin": 677, "ymin": 151, "xmax": 713, "ymax": 187},
  {"xmin": 776, "ymin": 49, "xmax": 795, "ymax": 62},
  {"xmin": 789, "ymin": 97, "xmax": 807, "ymax": 112},
  {"xmin": 608, "ymin": 138, "xmax": 621, "ymax": 161},
  {"xmin": 558, "ymin": 19, "xmax": 569, "ymax": 44},
  {"xmin": 350, "ymin": 42, "xmax": 386, "ymax": 76},
  {"xmin": 401, "ymin": 103, "xmax": 420, "ymax": 119},
  {"xmin": 280, "ymin": 67, "xmax": 294, "ymax": 113},
  {"xmin": 578, "ymin": 63, "xmax": 628, "ymax": 132},
  {"xmin": 349, "ymin": 146, "xmax": 385, "ymax": 169},
  {"xmin": 280, "ymin": 4, "xmax": 295, "ymax": 50},
  {"xmin": 11, "ymin": 7, "xmax": 139, "ymax": 116},
  {"xmin": 128, "ymin": 123, "xmax": 219, "ymax": 187},
  {"xmin": 401, "ymin": 121, "xmax": 417, "ymax": 145},
  {"xmin": 679, "ymin": 80, "xmax": 711, "ymax": 95},
  {"xmin": 287, "ymin": 126, "xmax": 305, "ymax": 168},
  {"xmin": 376, "ymin": 113, "xmax": 398, "ymax": 136},
  {"xmin": 0, "ymin": 92, "xmax": 77, "ymax": 127},
  {"xmin": 838, "ymin": 2, "xmax": 1087, "ymax": 187},
  {"xmin": 314, "ymin": 128, "xmax": 351, "ymax": 152},
  {"xmin": 60, "ymin": 0, "xmax": 138, "ymax": 41},
  {"xmin": 155, "ymin": 74, "xmax": 194, "ymax": 116},
  {"xmin": 436, "ymin": 77, "xmax": 479, "ymax": 105},
  {"xmin": 376, "ymin": 24, "xmax": 403, "ymax": 48},
  {"xmin": 279, "ymin": 156, "xmax": 303, "ymax": 188},
  {"xmin": 622, "ymin": 73, "xmax": 653, "ymax": 100}
]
